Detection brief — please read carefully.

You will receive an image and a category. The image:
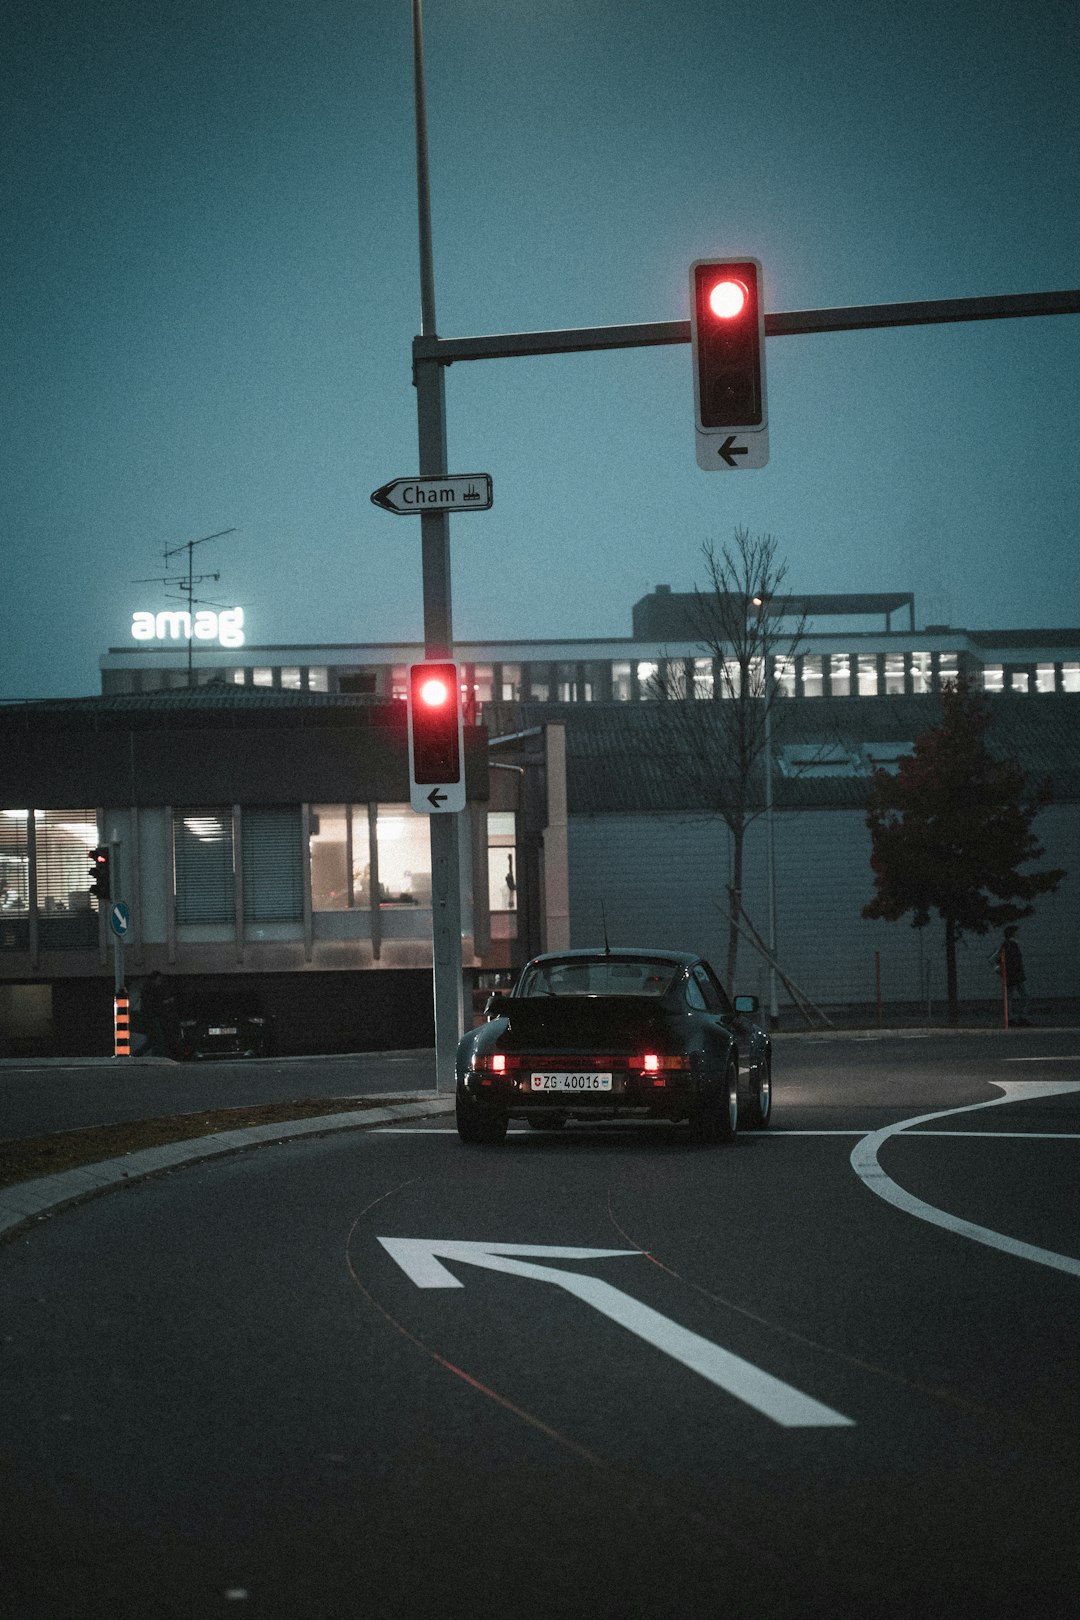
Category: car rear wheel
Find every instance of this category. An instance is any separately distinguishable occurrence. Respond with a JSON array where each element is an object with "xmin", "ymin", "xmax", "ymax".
[
  {"xmin": 456, "ymin": 1094, "xmax": 509, "ymax": 1145},
  {"xmin": 743, "ymin": 1055, "xmax": 772, "ymax": 1130},
  {"xmin": 688, "ymin": 1058, "xmax": 738, "ymax": 1144}
]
